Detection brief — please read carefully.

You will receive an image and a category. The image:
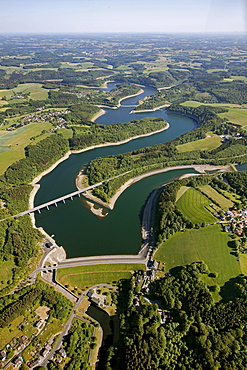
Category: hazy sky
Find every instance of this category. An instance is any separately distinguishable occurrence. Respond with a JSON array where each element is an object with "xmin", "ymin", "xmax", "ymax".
[{"xmin": 0, "ymin": 0, "xmax": 246, "ymax": 34}]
